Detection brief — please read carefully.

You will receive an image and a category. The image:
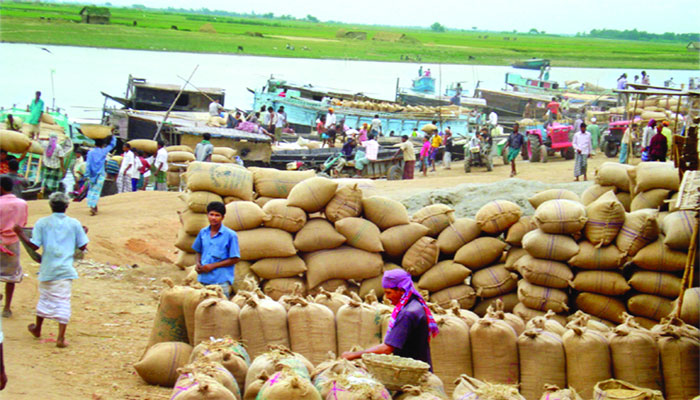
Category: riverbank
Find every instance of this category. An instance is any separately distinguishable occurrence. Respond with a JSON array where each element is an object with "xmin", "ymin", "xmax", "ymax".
[{"xmin": 1, "ymin": 2, "xmax": 698, "ymax": 70}]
